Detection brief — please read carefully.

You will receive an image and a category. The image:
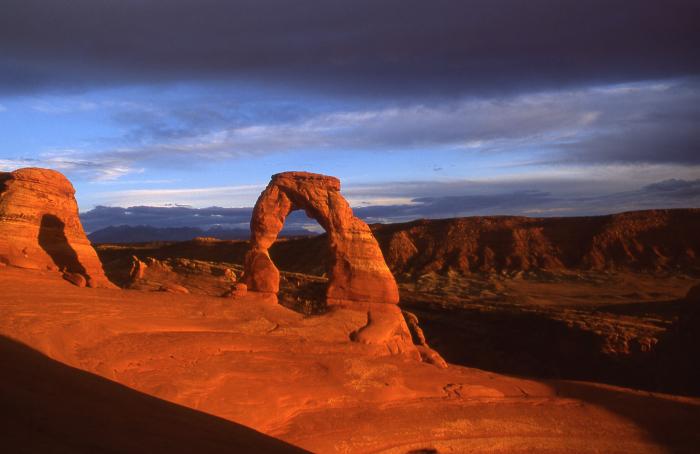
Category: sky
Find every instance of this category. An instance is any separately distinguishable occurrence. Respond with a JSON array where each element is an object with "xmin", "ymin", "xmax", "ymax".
[{"xmin": 1, "ymin": 0, "xmax": 699, "ymax": 232}]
